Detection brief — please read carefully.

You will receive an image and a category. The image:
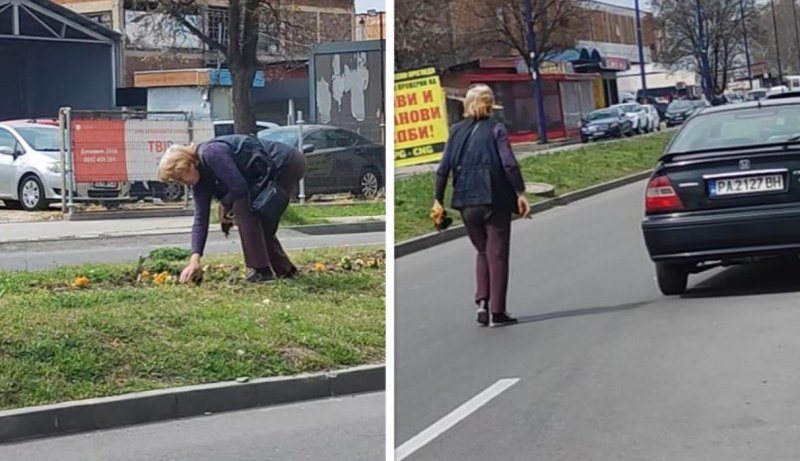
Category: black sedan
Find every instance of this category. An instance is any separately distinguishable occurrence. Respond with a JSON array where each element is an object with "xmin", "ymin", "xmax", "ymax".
[
  {"xmin": 641, "ymin": 99, "xmax": 800, "ymax": 295},
  {"xmin": 579, "ymin": 107, "xmax": 633, "ymax": 143},
  {"xmin": 258, "ymin": 125, "xmax": 385, "ymax": 199},
  {"xmin": 663, "ymin": 100, "xmax": 699, "ymax": 127}
]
